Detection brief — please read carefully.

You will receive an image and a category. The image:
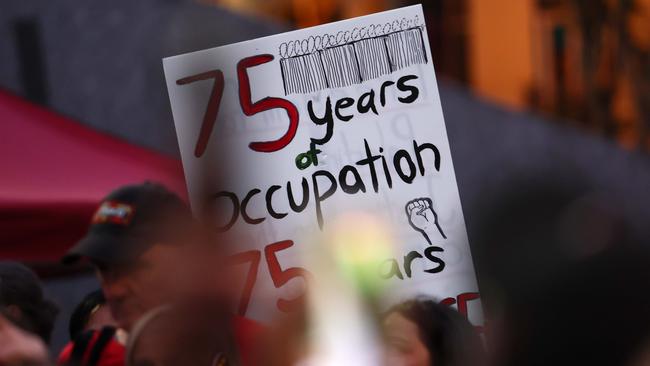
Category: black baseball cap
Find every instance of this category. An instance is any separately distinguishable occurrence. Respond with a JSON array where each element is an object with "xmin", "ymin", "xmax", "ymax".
[{"xmin": 63, "ymin": 182, "xmax": 194, "ymax": 265}]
